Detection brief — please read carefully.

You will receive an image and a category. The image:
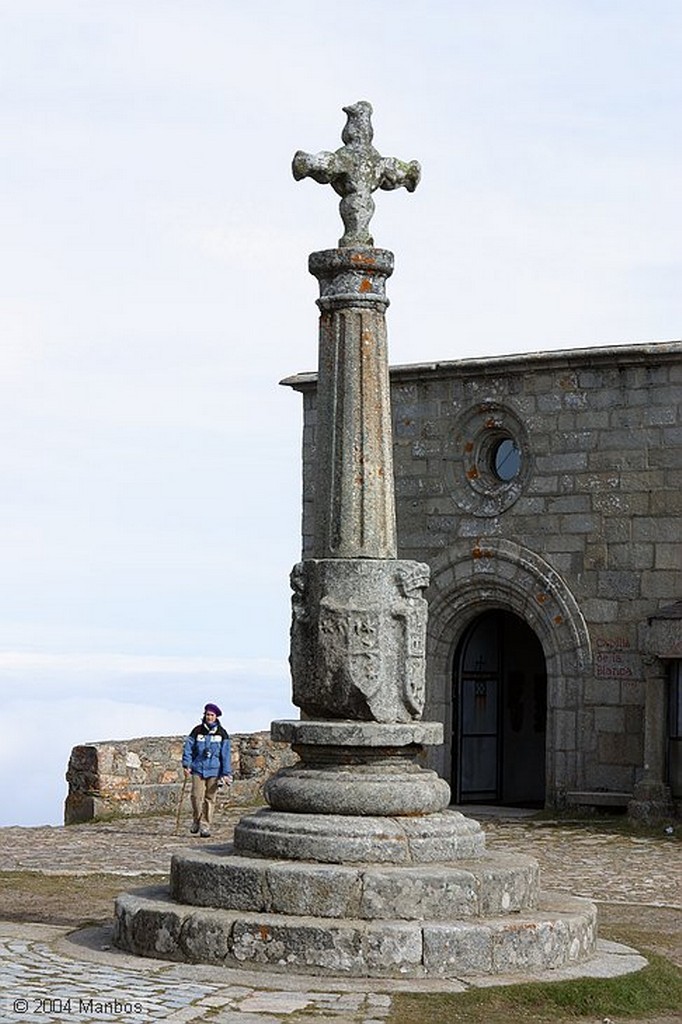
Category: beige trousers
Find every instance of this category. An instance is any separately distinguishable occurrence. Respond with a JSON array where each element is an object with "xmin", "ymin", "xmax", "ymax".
[{"xmin": 190, "ymin": 774, "xmax": 220, "ymax": 829}]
